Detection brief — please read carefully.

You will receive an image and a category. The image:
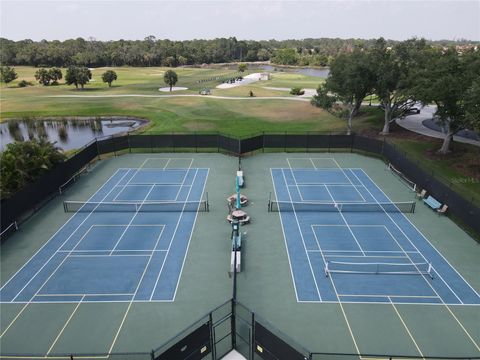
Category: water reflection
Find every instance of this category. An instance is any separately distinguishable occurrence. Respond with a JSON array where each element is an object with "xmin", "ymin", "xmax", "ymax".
[{"xmin": 1, "ymin": 118, "xmax": 144, "ymax": 151}]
